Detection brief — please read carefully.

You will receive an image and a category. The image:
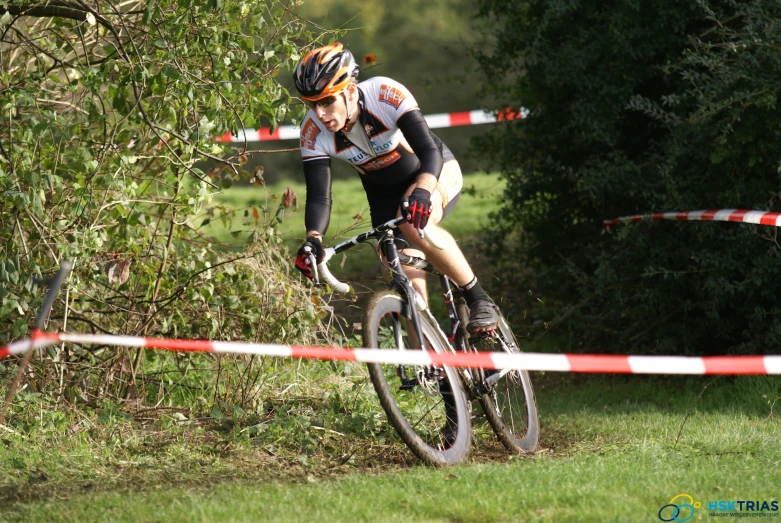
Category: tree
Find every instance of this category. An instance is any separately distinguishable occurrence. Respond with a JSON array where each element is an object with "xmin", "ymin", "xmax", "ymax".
[
  {"xmin": 0, "ymin": 1, "xmax": 332, "ymax": 401},
  {"xmin": 474, "ymin": 0, "xmax": 781, "ymax": 354}
]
